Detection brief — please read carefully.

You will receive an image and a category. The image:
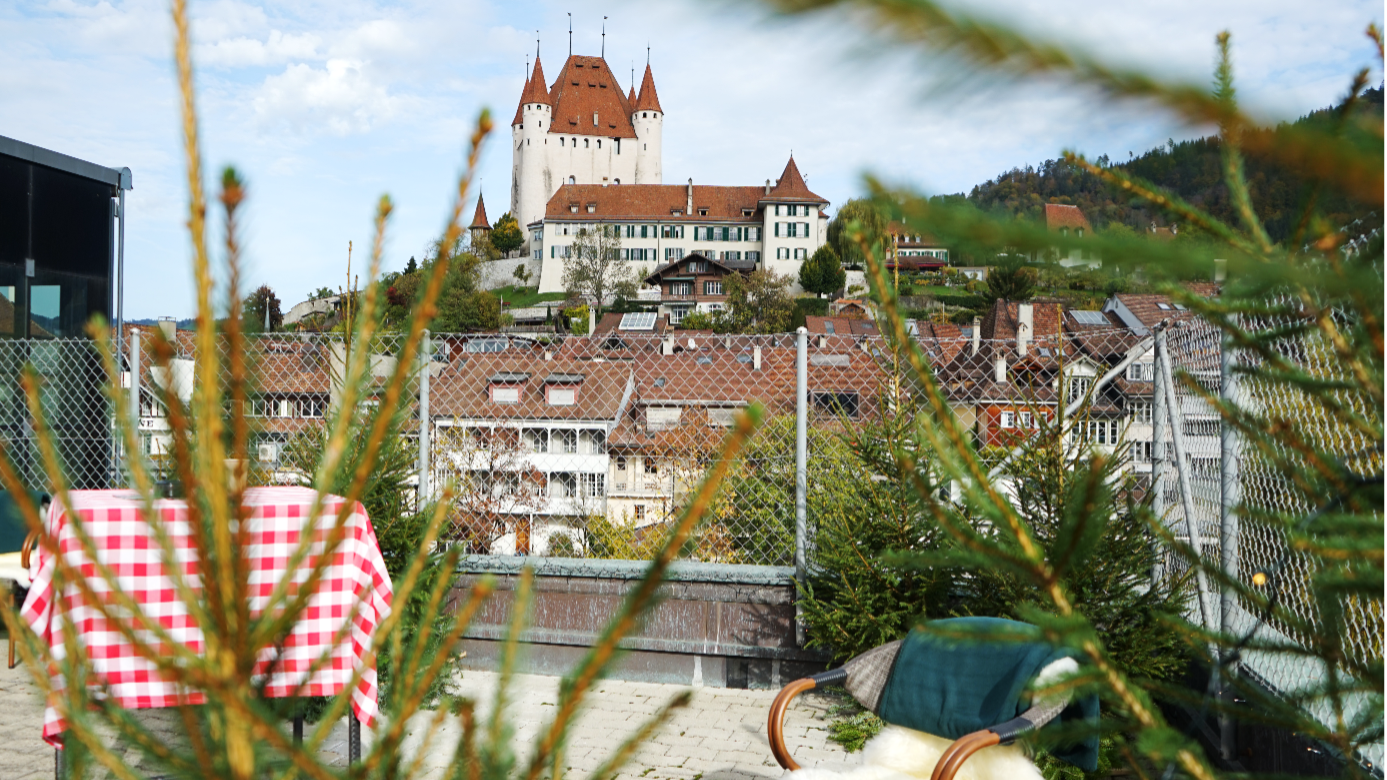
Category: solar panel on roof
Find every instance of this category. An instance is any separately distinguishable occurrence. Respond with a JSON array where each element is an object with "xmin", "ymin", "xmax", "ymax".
[
  {"xmin": 619, "ymin": 312, "xmax": 657, "ymax": 331},
  {"xmin": 1070, "ymin": 310, "xmax": 1108, "ymax": 325}
]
